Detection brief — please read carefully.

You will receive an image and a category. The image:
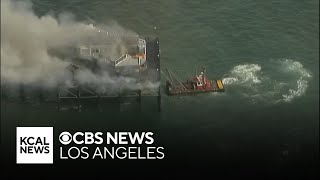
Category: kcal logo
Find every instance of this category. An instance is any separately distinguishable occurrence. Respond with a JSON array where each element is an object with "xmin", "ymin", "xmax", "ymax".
[{"xmin": 16, "ymin": 127, "xmax": 53, "ymax": 164}]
